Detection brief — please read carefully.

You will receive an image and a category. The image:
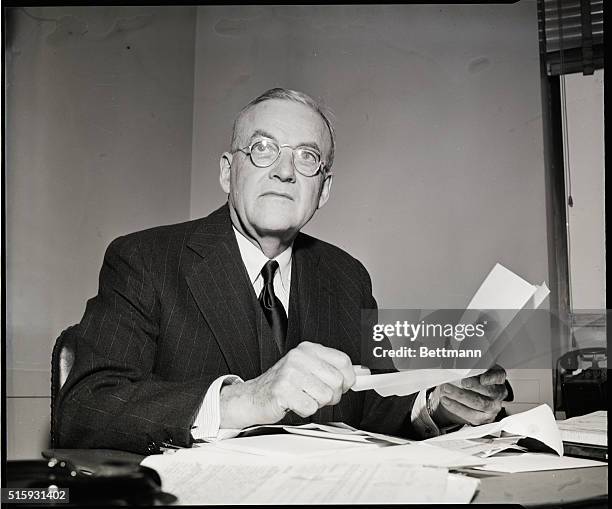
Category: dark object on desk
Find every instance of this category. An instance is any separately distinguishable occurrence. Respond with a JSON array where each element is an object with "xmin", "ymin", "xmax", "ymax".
[
  {"xmin": 5, "ymin": 457, "xmax": 175, "ymax": 506},
  {"xmin": 556, "ymin": 347, "xmax": 607, "ymax": 418},
  {"xmin": 42, "ymin": 449, "xmax": 145, "ymax": 477},
  {"xmin": 563, "ymin": 441, "xmax": 608, "ymax": 462}
]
